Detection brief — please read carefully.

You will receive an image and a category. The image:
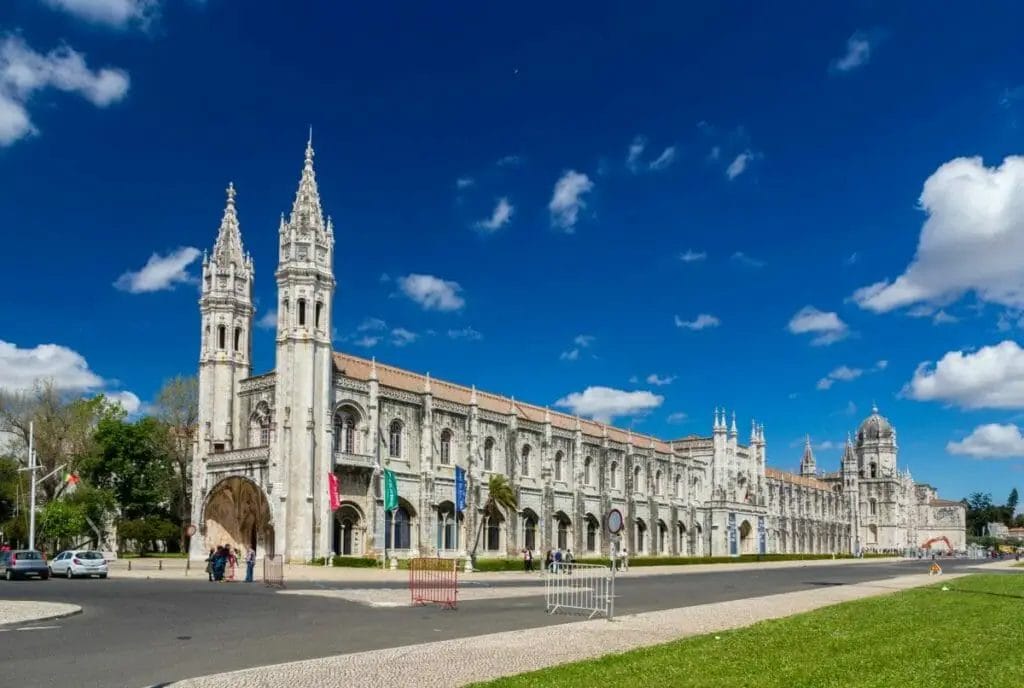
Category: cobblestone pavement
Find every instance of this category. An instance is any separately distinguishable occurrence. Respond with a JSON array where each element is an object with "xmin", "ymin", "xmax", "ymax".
[
  {"xmin": 172, "ymin": 566, "xmax": 1007, "ymax": 688},
  {"xmin": 0, "ymin": 600, "xmax": 81, "ymax": 627},
  {"xmin": 278, "ymin": 584, "xmax": 544, "ymax": 607}
]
